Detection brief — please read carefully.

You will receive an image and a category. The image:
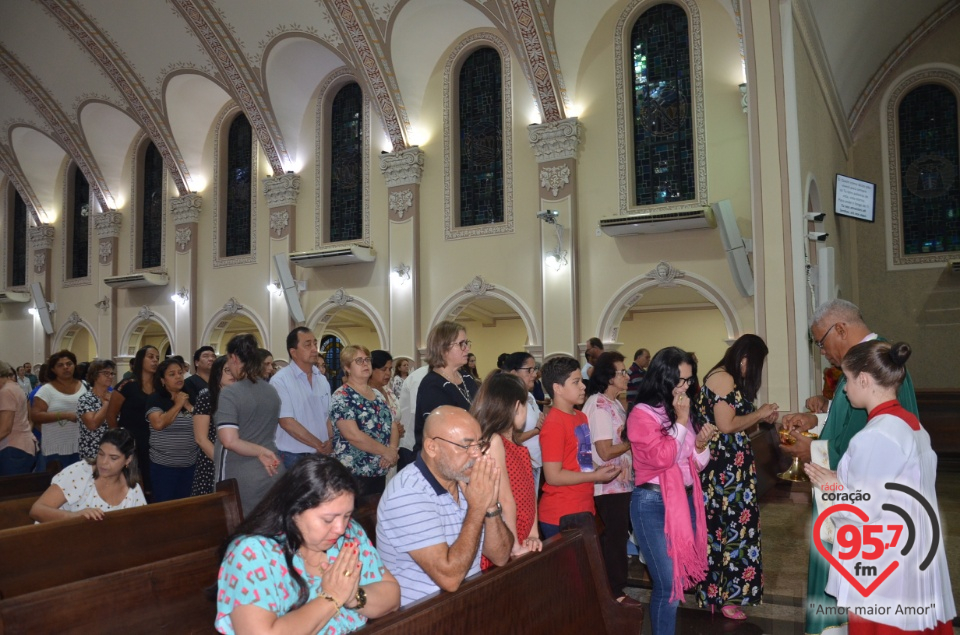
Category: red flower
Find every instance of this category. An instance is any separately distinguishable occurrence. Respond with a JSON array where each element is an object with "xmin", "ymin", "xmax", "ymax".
[
  {"xmin": 707, "ymin": 584, "xmax": 718, "ymax": 598},
  {"xmin": 739, "ymin": 509, "xmax": 751, "ymax": 524},
  {"xmin": 743, "ymin": 566, "xmax": 756, "ymax": 581},
  {"xmin": 734, "ymin": 451, "xmax": 744, "ymax": 467}
]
